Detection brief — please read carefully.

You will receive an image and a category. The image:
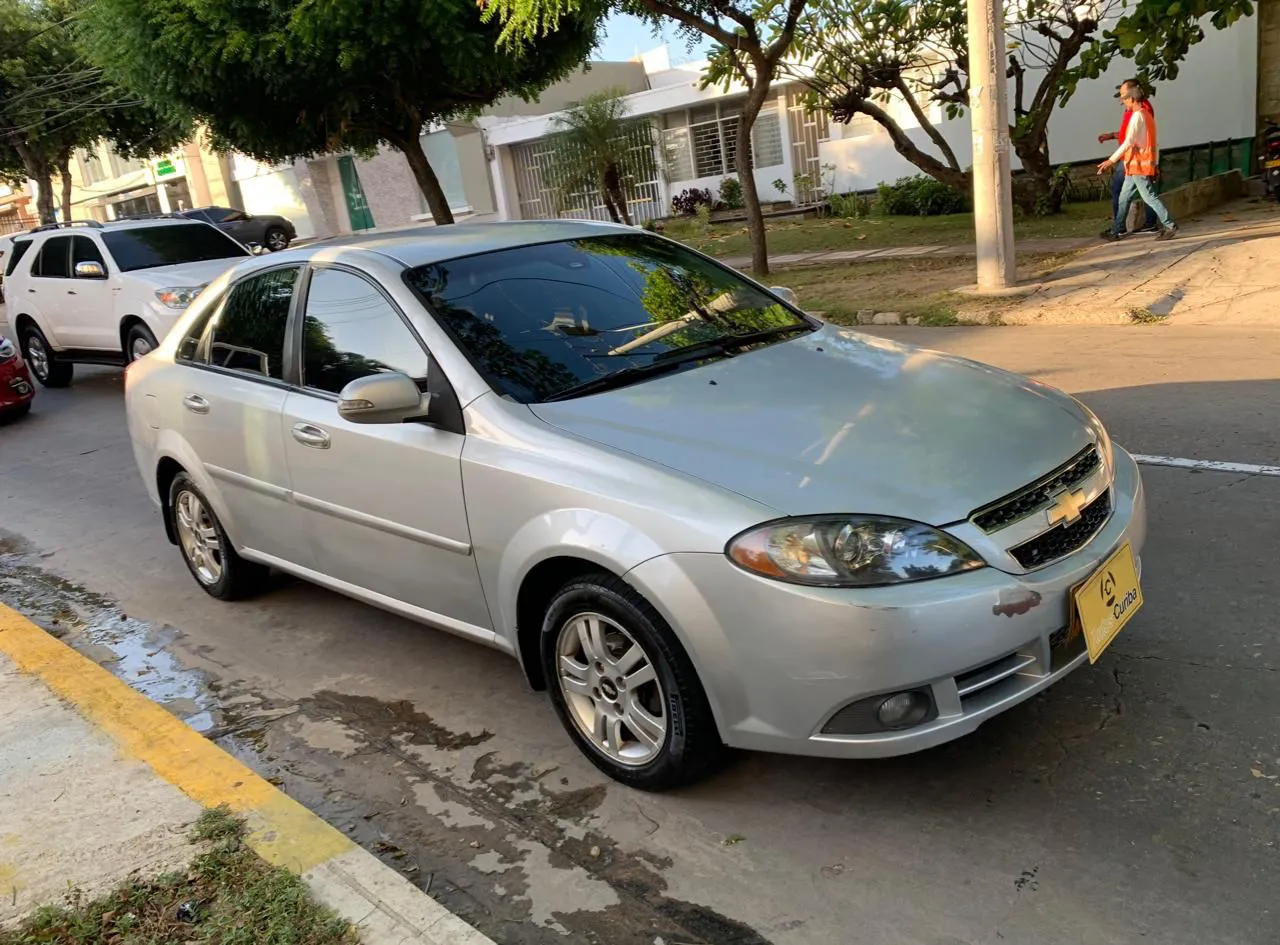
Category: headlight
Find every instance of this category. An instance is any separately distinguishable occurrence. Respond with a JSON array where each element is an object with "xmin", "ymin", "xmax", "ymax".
[
  {"xmin": 727, "ymin": 516, "xmax": 985, "ymax": 587},
  {"xmin": 1077, "ymin": 401, "xmax": 1114, "ymax": 469},
  {"xmin": 0, "ymin": 337, "xmax": 14, "ymax": 362},
  {"xmin": 155, "ymin": 285, "xmax": 207, "ymax": 309}
]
